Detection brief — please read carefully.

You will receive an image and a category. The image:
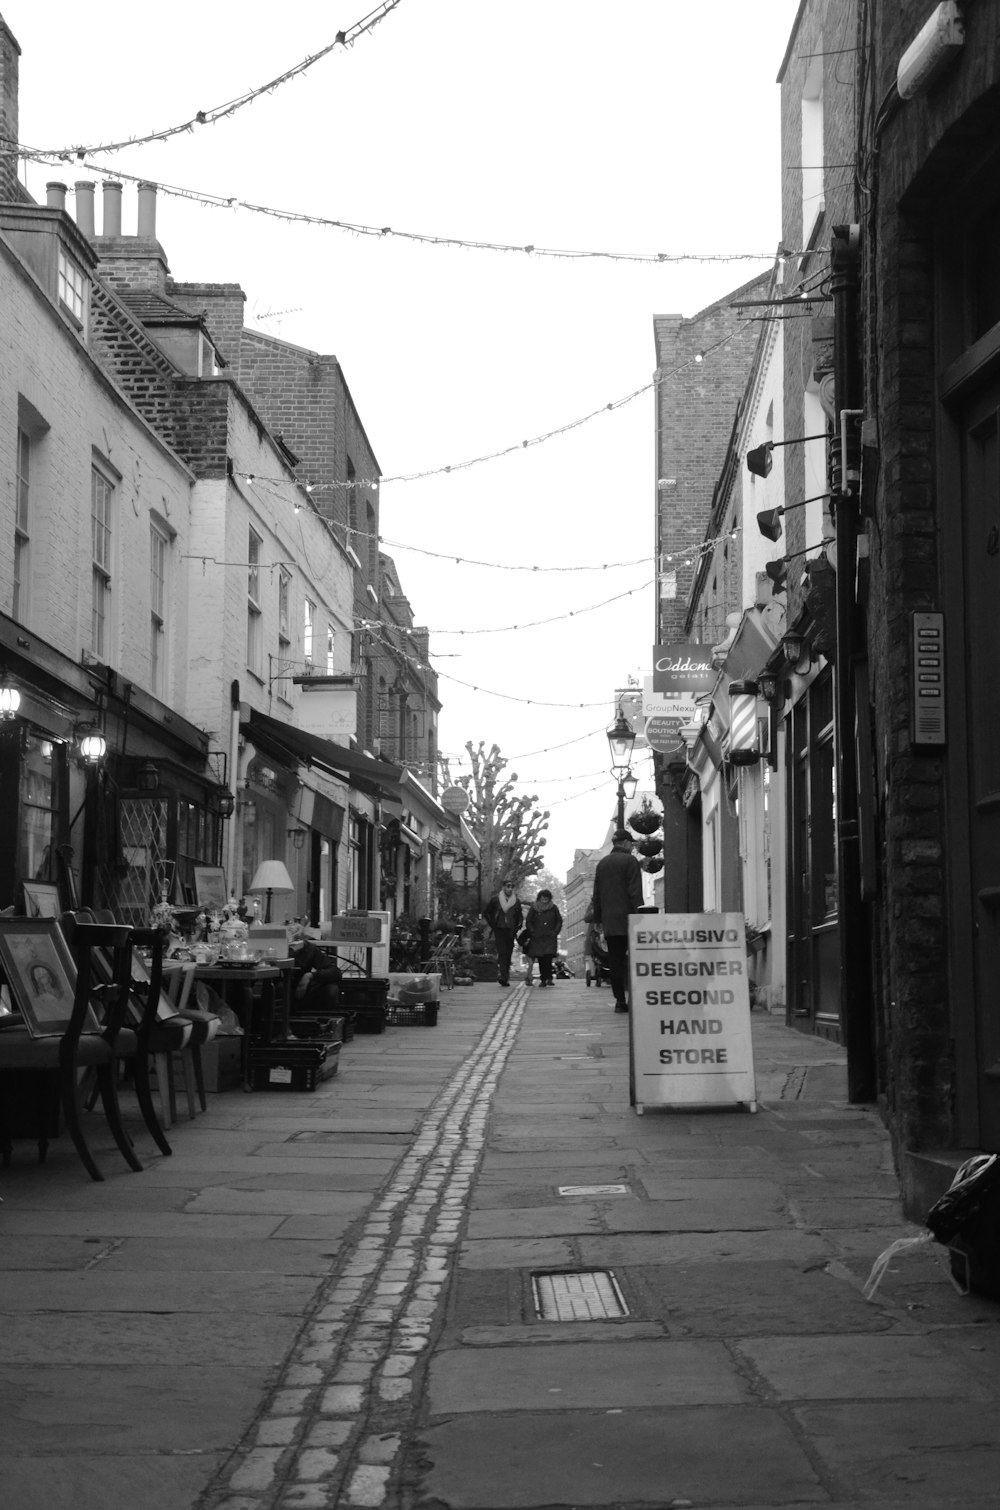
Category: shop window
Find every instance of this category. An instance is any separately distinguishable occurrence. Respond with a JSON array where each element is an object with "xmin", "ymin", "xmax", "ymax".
[
  {"xmin": 326, "ymin": 625, "xmax": 335, "ymax": 674},
  {"xmin": 18, "ymin": 733, "xmax": 61, "ymax": 886},
  {"xmin": 91, "ymin": 459, "xmax": 115, "ymax": 659},
  {"xmin": 247, "ymin": 527, "xmax": 263, "ymax": 676}
]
